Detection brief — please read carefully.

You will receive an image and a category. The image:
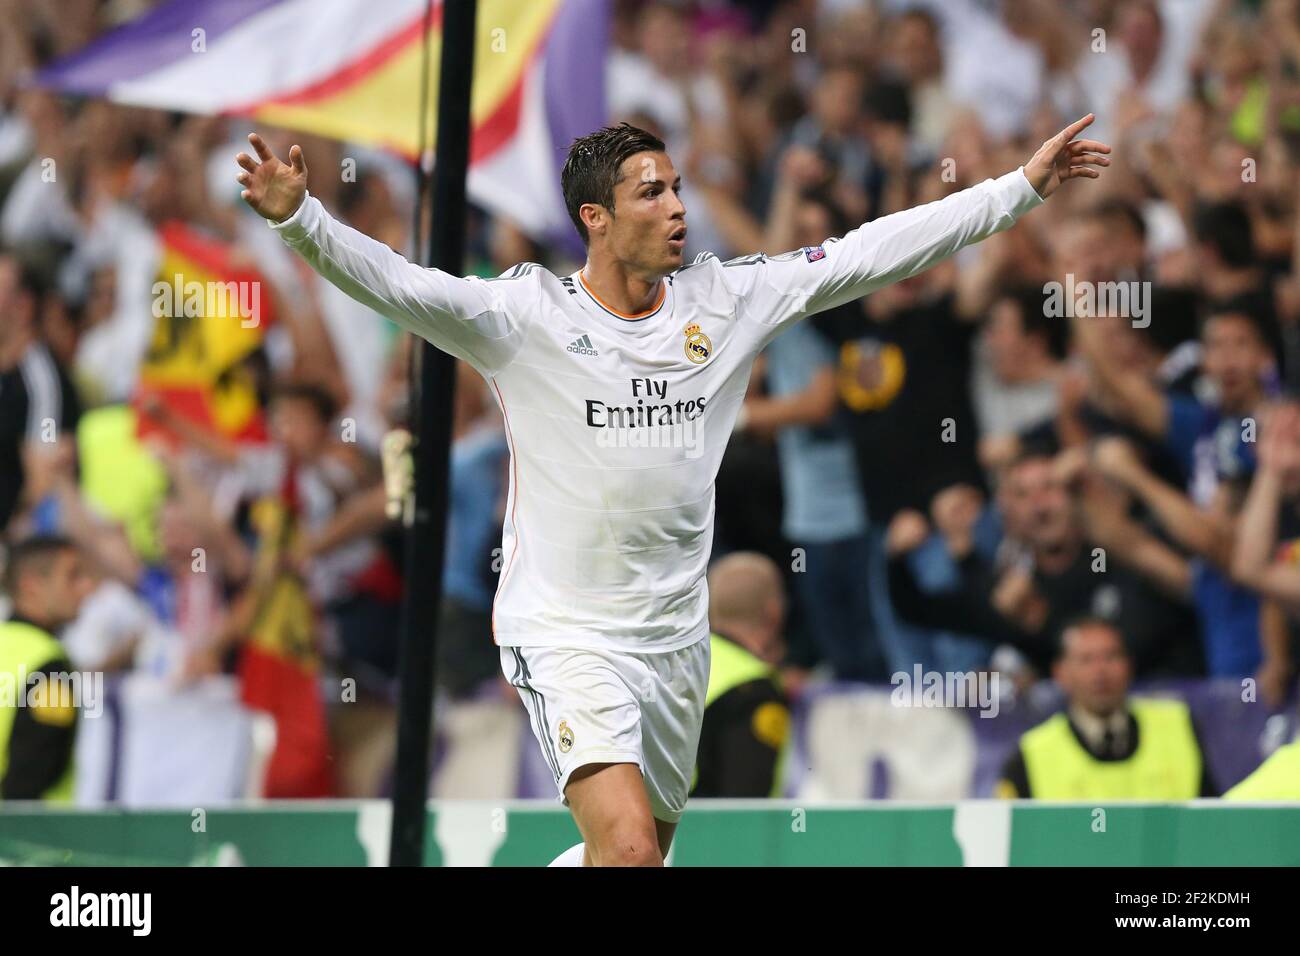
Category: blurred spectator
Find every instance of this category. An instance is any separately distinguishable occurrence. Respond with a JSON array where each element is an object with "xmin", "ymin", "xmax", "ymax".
[
  {"xmin": 887, "ymin": 446, "xmax": 1201, "ymax": 677},
  {"xmin": 738, "ymin": 181, "xmax": 883, "ymax": 681},
  {"xmin": 1087, "ymin": 436, "xmax": 1278, "ymax": 688},
  {"xmin": 1233, "ymin": 402, "xmax": 1300, "ymax": 703},
  {"xmin": 815, "ymin": 272, "xmax": 991, "ymax": 675},
  {"xmin": 1224, "ymin": 738, "xmax": 1300, "ymax": 799},
  {"xmin": 786, "ymin": 65, "xmax": 872, "ymax": 223},
  {"xmin": 996, "ymin": 616, "xmax": 1216, "ymax": 799},
  {"xmin": 608, "ymin": 2, "xmax": 727, "ymax": 154},
  {"xmin": 0, "ymin": 254, "xmax": 82, "ymax": 534},
  {"xmin": 693, "ymin": 551, "xmax": 789, "ymax": 798},
  {"xmin": 971, "ymin": 286, "xmax": 1066, "ymax": 471},
  {"xmin": 932, "ymin": 0, "xmax": 1045, "ymax": 140},
  {"xmin": 1192, "ymin": 201, "xmax": 1283, "ymax": 361},
  {"xmin": 0, "ymin": 535, "xmax": 94, "ymax": 800},
  {"xmin": 881, "ymin": 8, "xmax": 955, "ymax": 158},
  {"xmin": 1074, "ymin": 0, "xmax": 1212, "ymax": 147},
  {"xmin": 1074, "ymin": 306, "xmax": 1272, "ymax": 507},
  {"xmin": 436, "ymin": 367, "xmax": 509, "ymax": 699},
  {"xmin": 744, "ymin": 316, "xmax": 884, "ymax": 680}
]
